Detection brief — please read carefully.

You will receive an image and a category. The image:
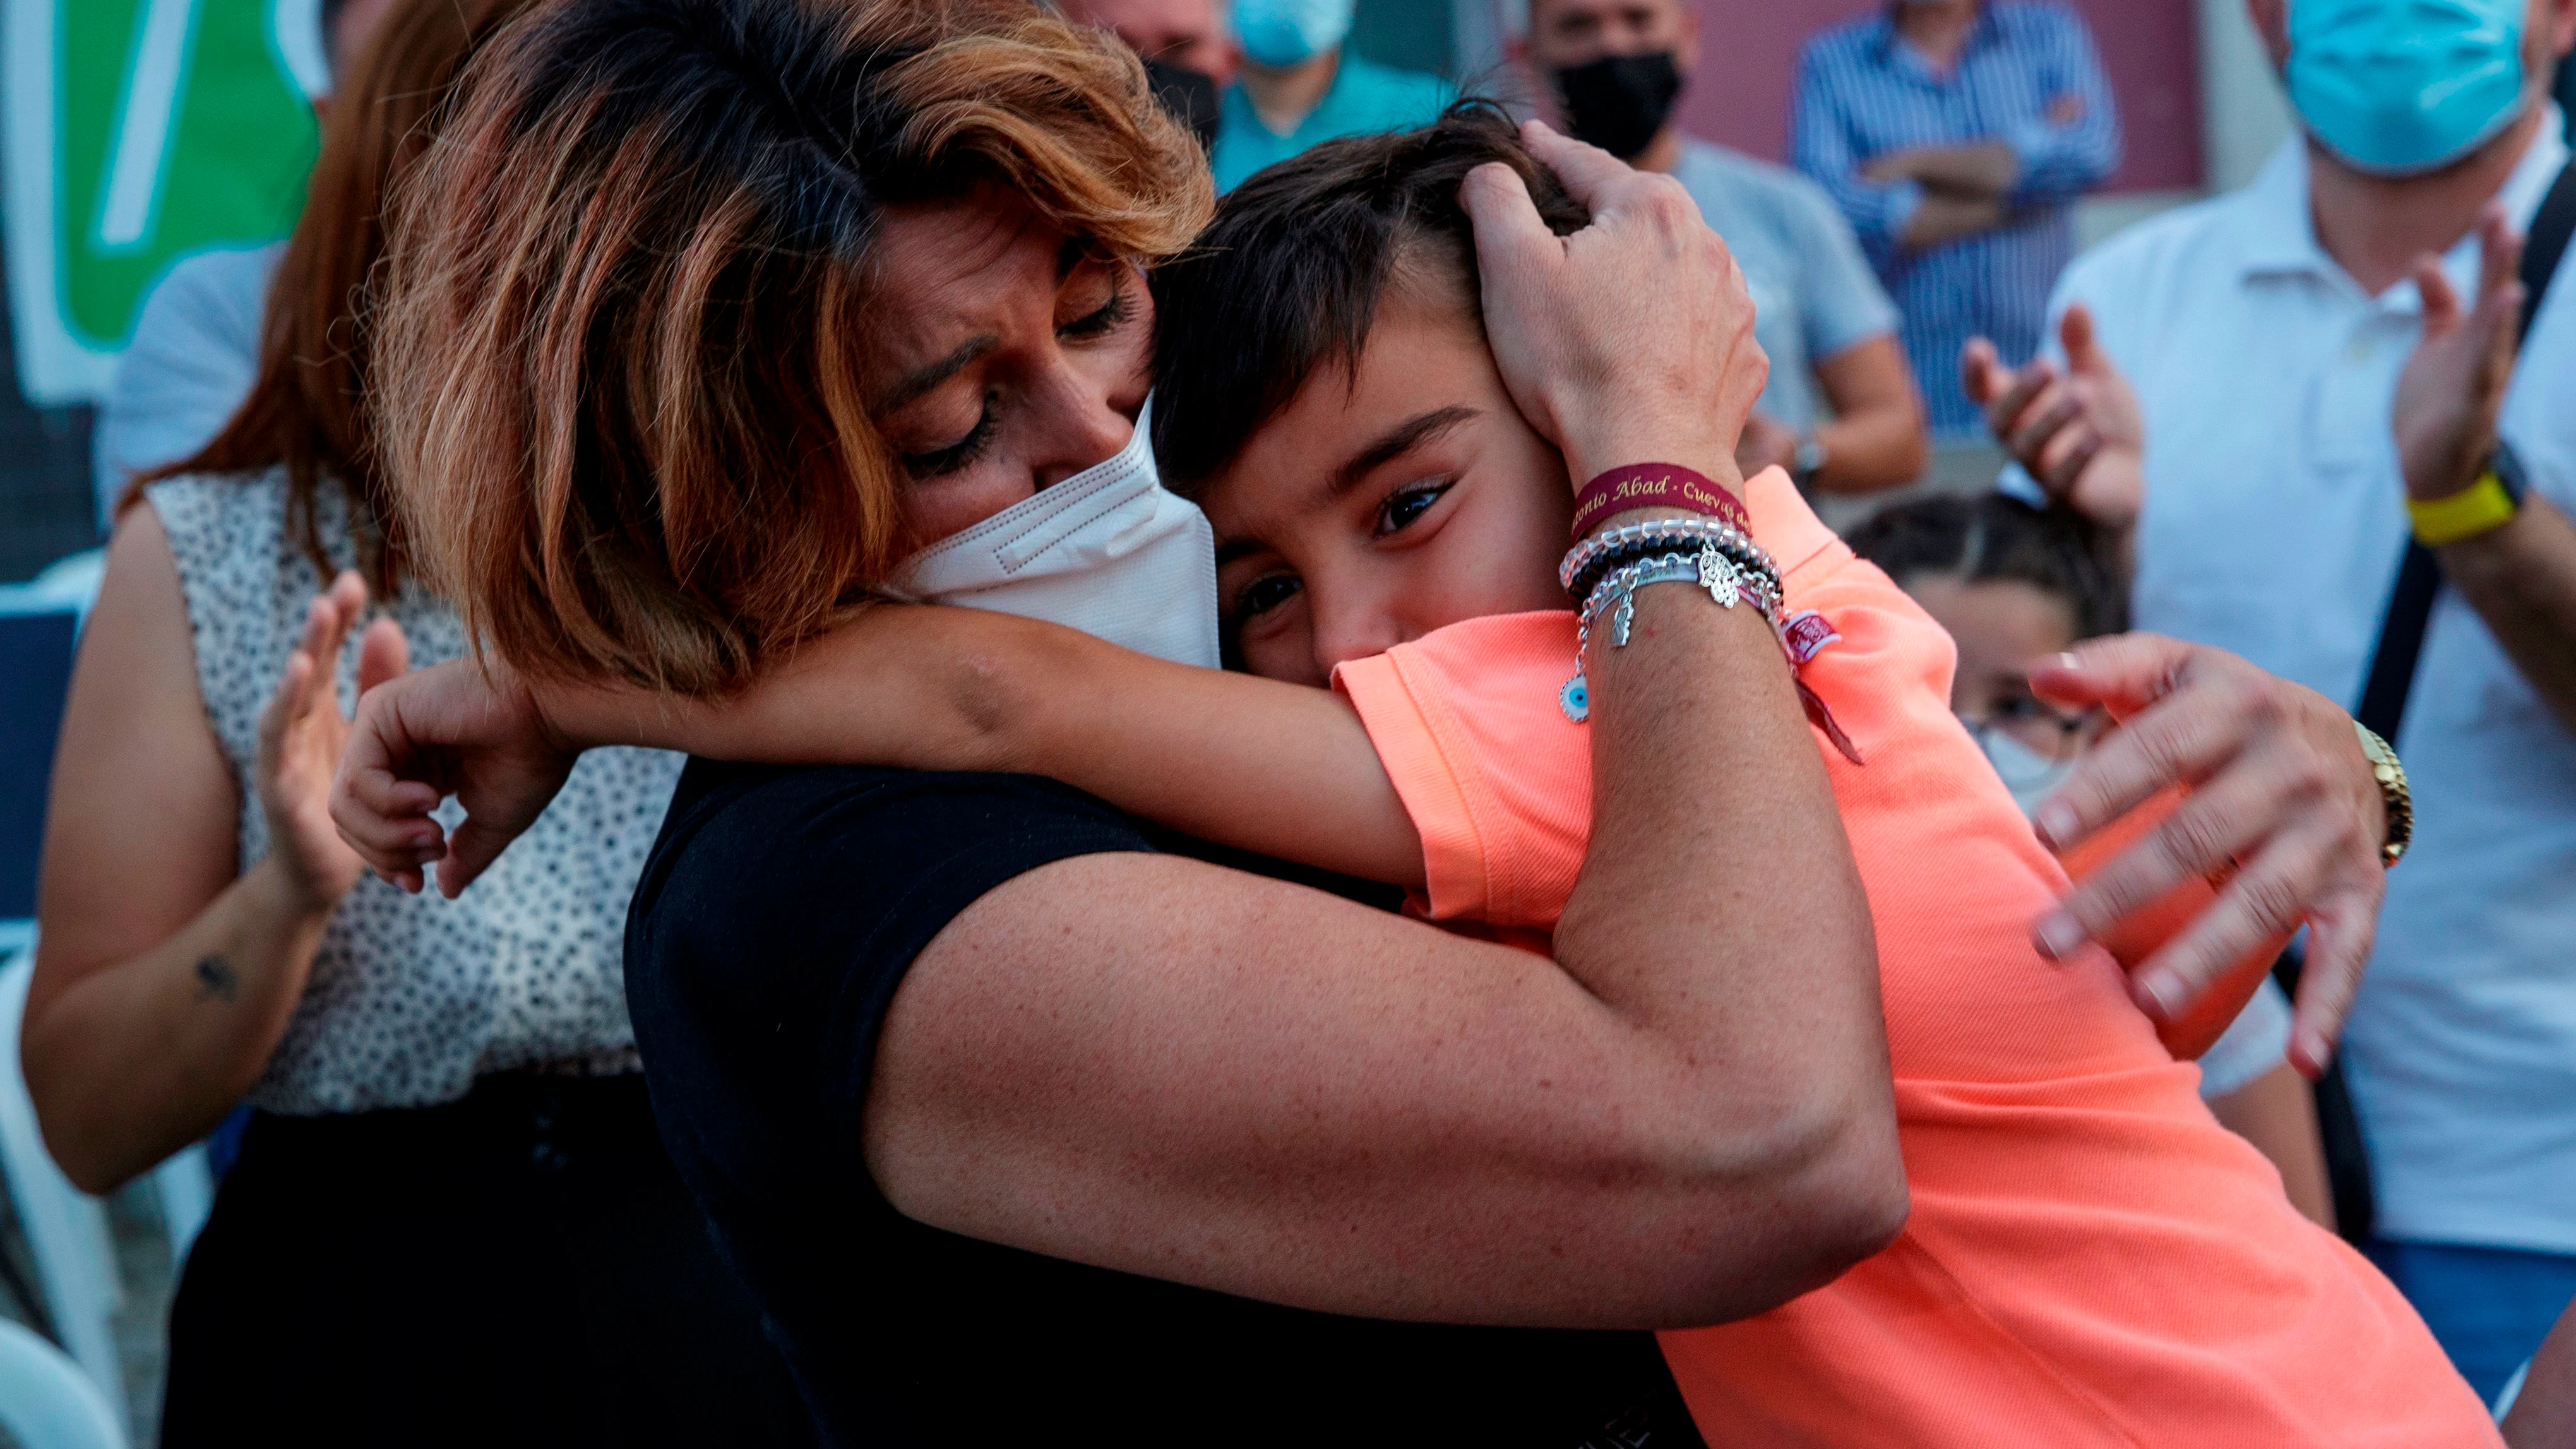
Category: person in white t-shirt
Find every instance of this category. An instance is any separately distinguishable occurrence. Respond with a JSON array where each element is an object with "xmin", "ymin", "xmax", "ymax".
[
  {"xmin": 90, "ymin": 0, "xmax": 400, "ymax": 527},
  {"xmin": 1966, "ymin": 0, "xmax": 2576, "ymax": 1402}
]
